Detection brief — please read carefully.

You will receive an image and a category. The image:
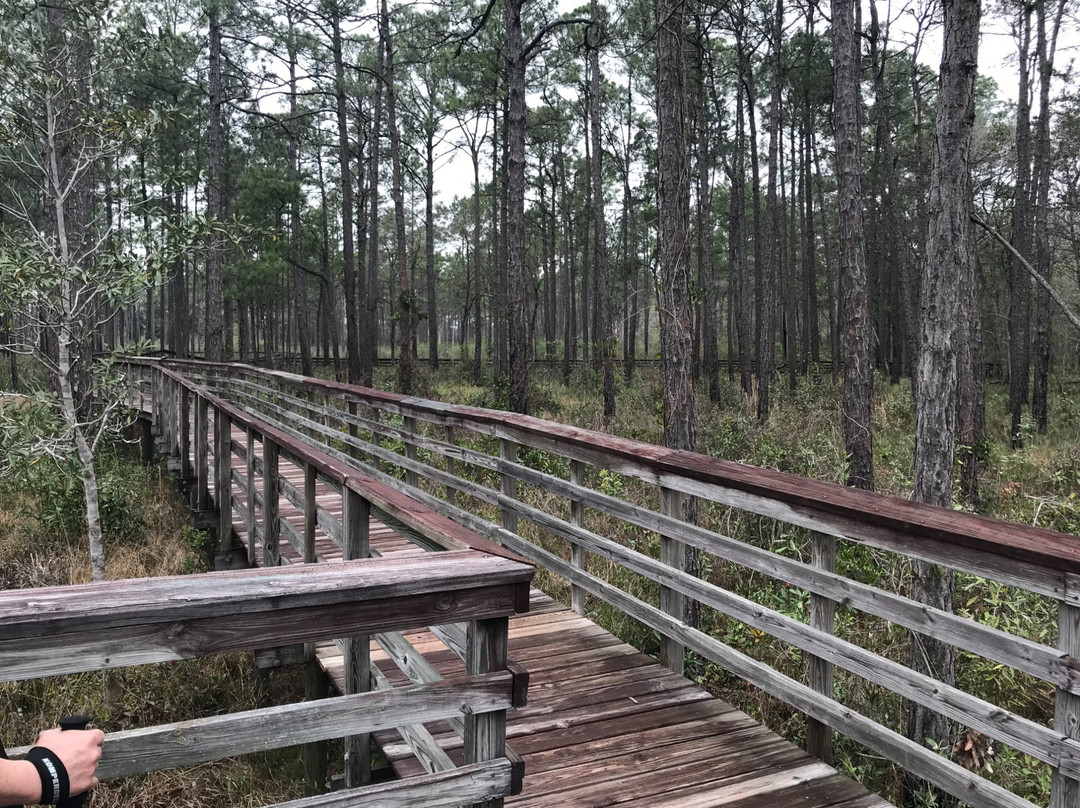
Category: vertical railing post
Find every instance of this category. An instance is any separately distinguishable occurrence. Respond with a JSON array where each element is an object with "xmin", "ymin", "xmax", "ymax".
[
  {"xmin": 215, "ymin": 410, "xmax": 233, "ymax": 563},
  {"xmin": 404, "ymin": 416, "xmax": 418, "ymax": 487},
  {"xmin": 347, "ymin": 401, "xmax": 359, "ymax": 460},
  {"xmin": 304, "ymin": 462, "xmax": 317, "ymax": 564},
  {"xmin": 659, "ymin": 486, "xmax": 686, "ymax": 676},
  {"xmin": 245, "ymin": 426, "xmax": 257, "ymax": 567},
  {"xmin": 195, "ymin": 395, "xmax": 209, "ymax": 511},
  {"xmin": 342, "ymin": 486, "xmax": 371, "ymax": 787},
  {"xmin": 370, "ymin": 407, "xmax": 383, "ymax": 471},
  {"xmin": 808, "ymin": 532, "xmax": 836, "ymax": 763},
  {"xmin": 179, "ymin": 385, "xmax": 191, "ymax": 482},
  {"xmin": 570, "ymin": 460, "xmax": 586, "ymax": 615},
  {"xmin": 500, "ymin": 439, "xmax": 518, "ymax": 535},
  {"xmin": 445, "ymin": 426, "xmax": 457, "ymax": 507},
  {"xmin": 263, "ymin": 438, "xmax": 280, "ymax": 568},
  {"xmin": 1051, "ymin": 601, "xmax": 1080, "ymax": 808},
  {"xmin": 465, "ymin": 616, "xmax": 509, "ymax": 808},
  {"xmin": 165, "ymin": 378, "xmax": 177, "ymax": 459}
]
